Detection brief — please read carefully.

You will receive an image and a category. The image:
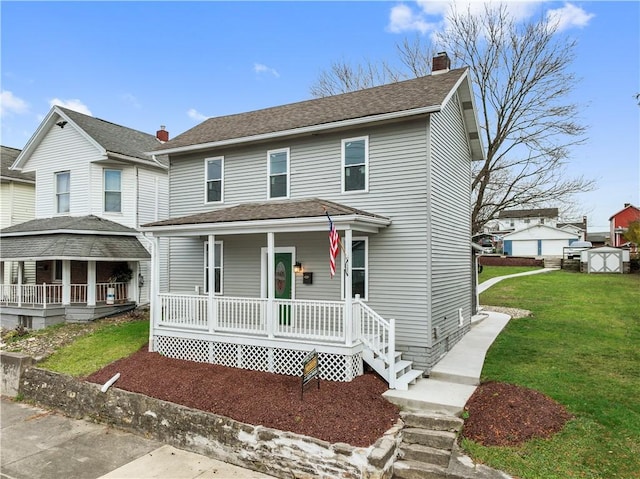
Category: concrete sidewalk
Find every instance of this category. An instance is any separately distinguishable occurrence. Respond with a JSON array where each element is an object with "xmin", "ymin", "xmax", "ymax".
[
  {"xmin": 1, "ymin": 398, "xmax": 274, "ymax": 479},
  {"xmin": 384, "ymin": 267, "xmax": 555, "ymax": 414}
]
